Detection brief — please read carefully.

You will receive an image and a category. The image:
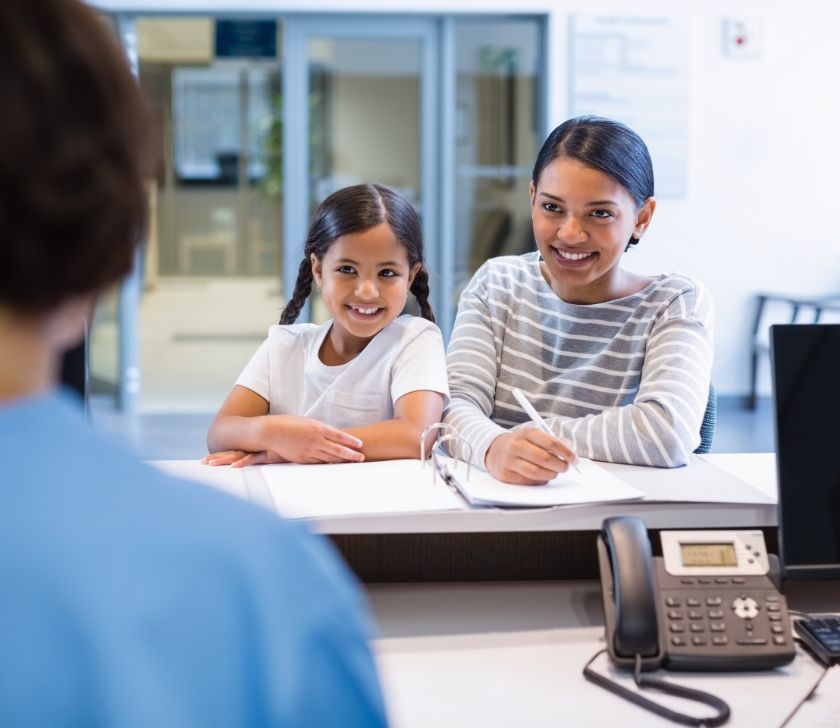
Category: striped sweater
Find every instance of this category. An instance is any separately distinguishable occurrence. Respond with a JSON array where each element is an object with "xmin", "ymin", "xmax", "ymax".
[{"xmin": 443, "ymin": 252, "xmax": 714, "ymax": 469}]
